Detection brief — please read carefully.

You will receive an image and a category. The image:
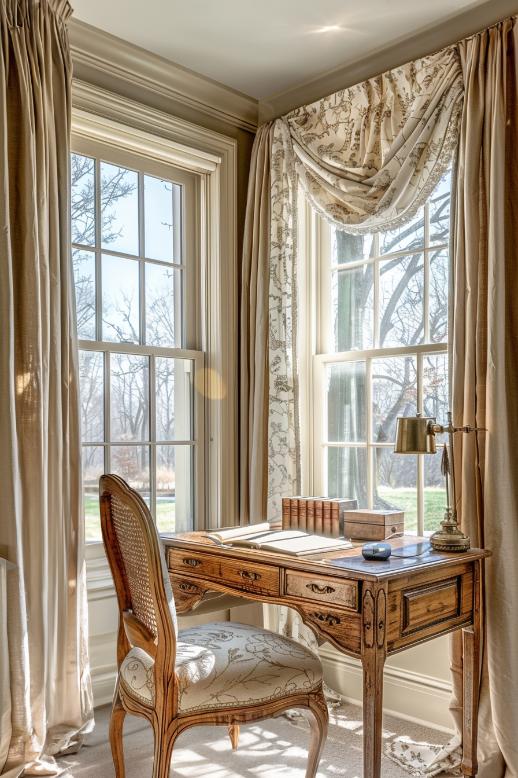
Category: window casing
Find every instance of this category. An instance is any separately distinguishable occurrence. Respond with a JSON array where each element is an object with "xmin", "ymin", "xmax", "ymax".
[
  {"xmin": 72, "ymin": 136, "xmax": 204, "ymax": 542},
  {"xmin": 307, "ymin": 172, "xmax": 451, "ymax": 535}
]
